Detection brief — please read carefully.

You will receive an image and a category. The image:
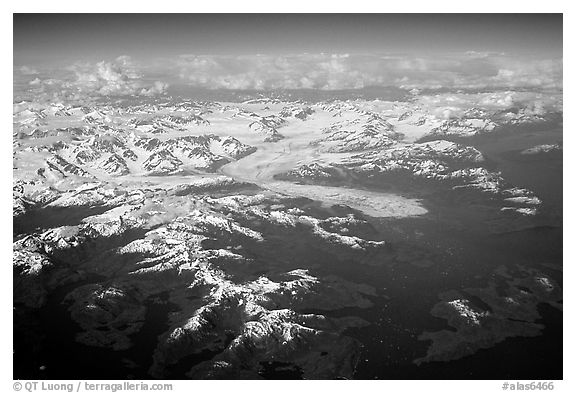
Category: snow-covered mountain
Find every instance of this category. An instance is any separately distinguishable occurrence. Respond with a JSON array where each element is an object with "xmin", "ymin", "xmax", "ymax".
[{"xmin": 13, "ymin": 93, "xmax": 562, "ymax": 379}]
